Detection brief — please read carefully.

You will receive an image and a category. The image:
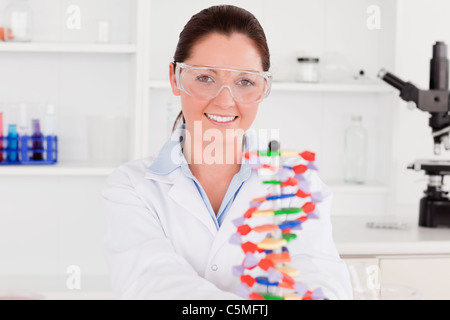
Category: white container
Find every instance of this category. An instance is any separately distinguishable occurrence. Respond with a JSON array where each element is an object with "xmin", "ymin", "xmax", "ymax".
[
  {"xmin": 344, "ymin": 115, "xmax": 368, "ymax": 184},
  {"xmin": 296, "ymin": 57, "xmax": 320, "ymax": 83},
  {"xmin": 4, "ymin": 0, "xmax": 32, "ymax": 42},
  {"xmin": 97, "ymin": 20, "xmax": 110, "ymax": 43},
  {"xmin": 44, "ymin": 104, "xmax": 56, "ymax": 136}
]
